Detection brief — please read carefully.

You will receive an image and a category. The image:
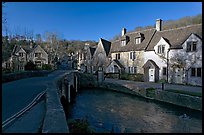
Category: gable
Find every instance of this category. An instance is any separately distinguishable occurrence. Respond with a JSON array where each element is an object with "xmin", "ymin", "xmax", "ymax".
[
  {"xmin": 94, "ymin": 38, "xmax": 111, "ymax": 57},
  {"xmin": 182, "ymin": 33, "xmax": 202, "ymax": 51},
  {"xmin": 32, "ymin": 45, "xmax": 48, "ymax": 56},
  {"xmin": 153, "ymin": 37, "xmax": 170, "ymax": 54},
  {"xmin": 146, "ymin": 24, "xmax": 202, "ymax": 51}
]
